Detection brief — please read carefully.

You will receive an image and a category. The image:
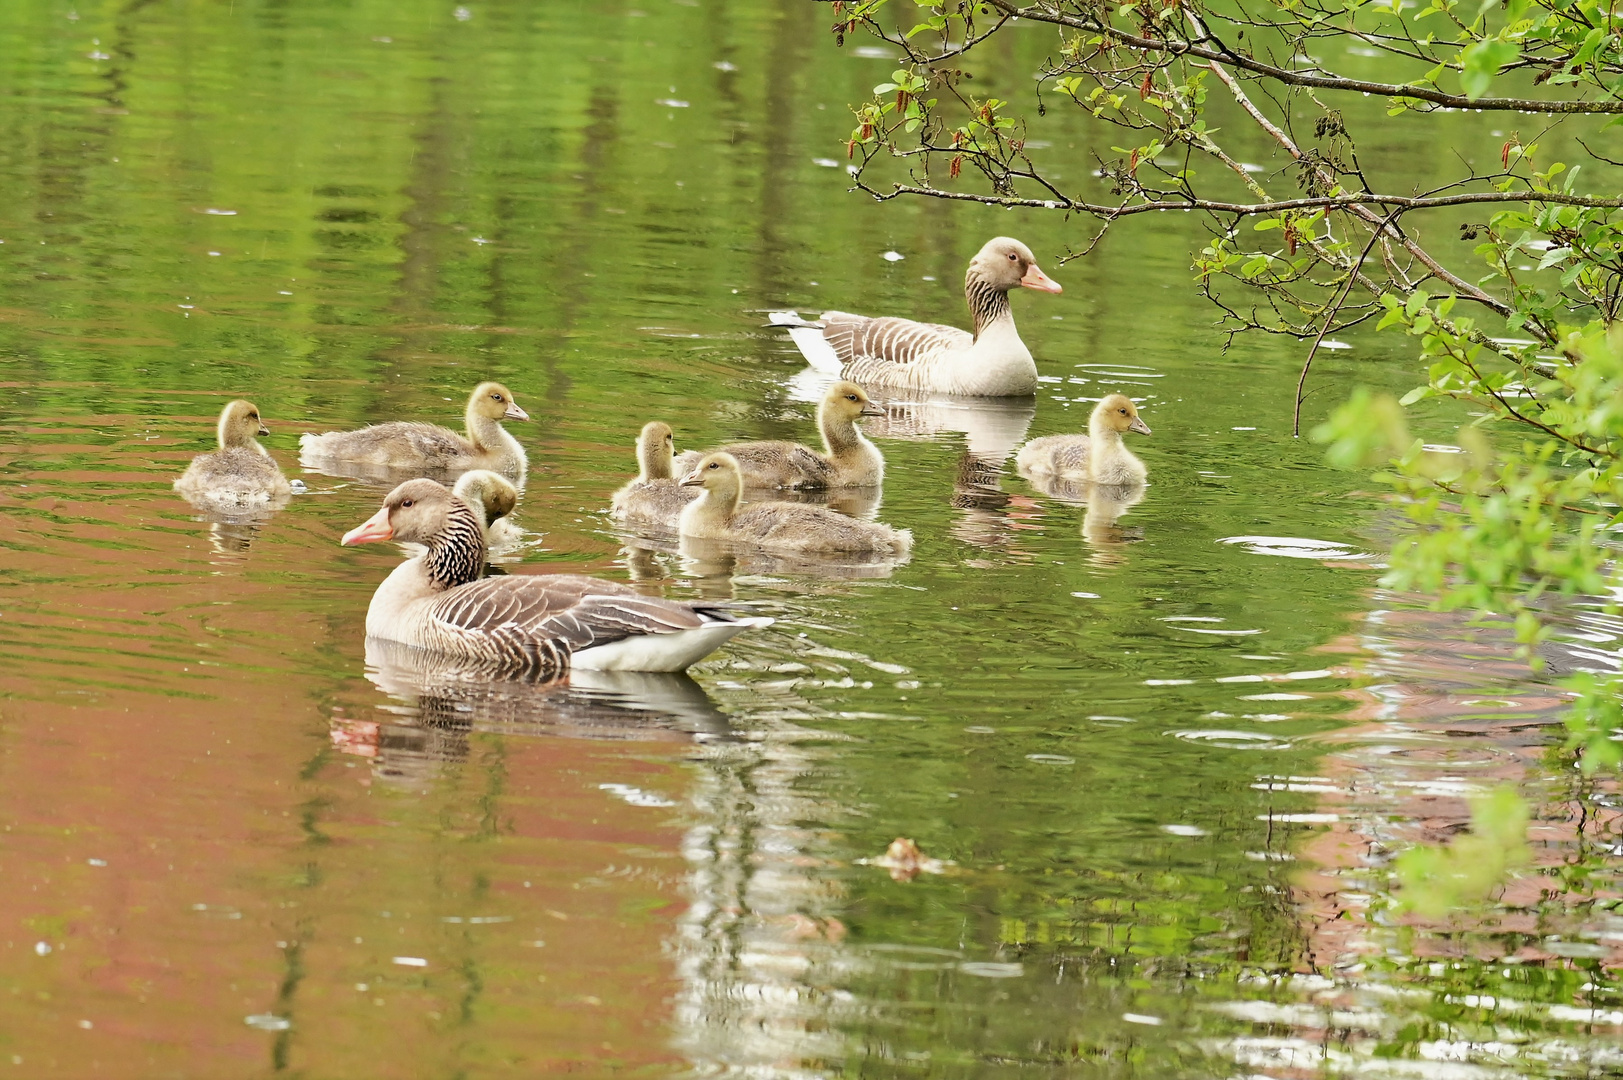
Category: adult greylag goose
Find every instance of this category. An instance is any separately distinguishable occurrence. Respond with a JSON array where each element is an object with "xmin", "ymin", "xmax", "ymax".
[
  {"xmin": 678, "ymin": 453, "xmax": 911, "ymax": 557},
  {"xmin": 300, "ymin": 382, "xmax": 529, "ymax": 476},
  {"xmin": 174, "ymin": 400, "xmax": 294, "ymax": 506},
  {"xmin": 672, "ymin": 381, "xmax": 886, "ymax": 489},
  {"xmin": 770, "ymin": 237, "xmax": 1062, "ymax": 397},
  {"xmin": 342, "ymin": 479, "xmax": 768, "ymax": 673},
  {"xmin": 611, "ymin": 421, "xmax": 698, "ymax": 529},
  {"xmin": 1015, "ymin": 394, "xmax": 1152, "ymax": 486}
]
